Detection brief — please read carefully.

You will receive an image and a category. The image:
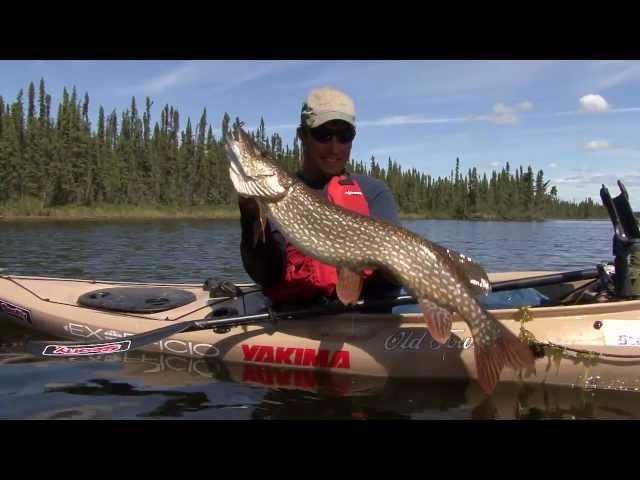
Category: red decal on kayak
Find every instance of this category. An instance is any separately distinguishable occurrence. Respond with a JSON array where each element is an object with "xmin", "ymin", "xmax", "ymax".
[
  {"xmin": 242, "ymin": 365, "xmax": 352, "ymax": 394},
  {"xmin": 241, "ymin": 344, "xmax": 260, "ymax": 361},
  {"xmin": 240, "ymin": 344, "xmax": 351, "ymax": 369},
  {"xmin": 43, "ymin": 341, "xmax": 131, "ymax": 356},
  {"xmin": 256, "ymin": 346, "xmax": 274, "ymax": 363},
  {"xmin": 276, "ymin": 369, "xmax": 293, "ymax": 385},
  {"xmin": 0, "ymin": 299, "xmax": 32, "ymax": 324},
  {"xmin": 275, "ymin": 347, "xmax": 296, "ymax": 364},
  {"xmin": 243, "ymin": 365, "xmax": 273, "ymax": 385},
  {"xmin": 242, "ymin": 366, "xmax": 317, "ymax": 389},
  {"xmin": 302, "ymin": 348, "xmax": 330, "ymax": 367},
  {"xmin": 330, "ymin": 351, "xmax": 351, "ymax": 369},
  {"xmin": 294, "ymin": 370, "xmax": 318, "ymax": 389}
]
